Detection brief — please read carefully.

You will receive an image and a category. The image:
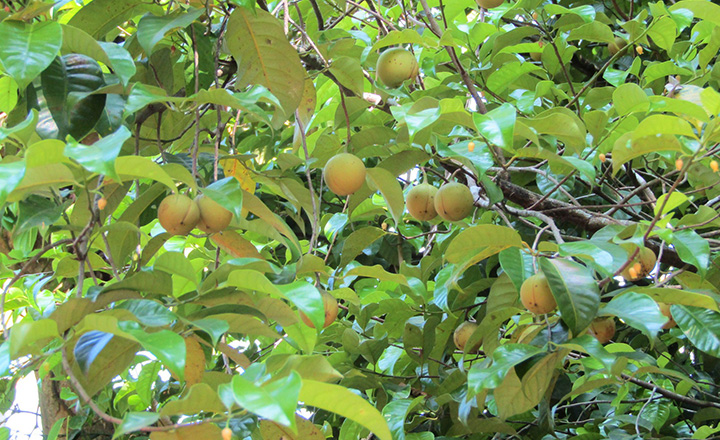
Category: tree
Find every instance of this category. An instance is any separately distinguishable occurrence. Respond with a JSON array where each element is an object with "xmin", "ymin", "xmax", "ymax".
[{"xmin": 1, "ymin": 0, "xmax": 720, "ymax": 438}]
